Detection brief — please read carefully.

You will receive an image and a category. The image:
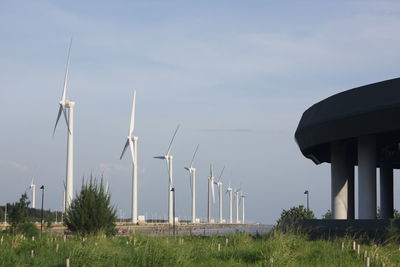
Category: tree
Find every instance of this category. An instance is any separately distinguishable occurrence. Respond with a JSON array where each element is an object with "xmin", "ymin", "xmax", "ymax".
[
  {"xmin": 8, "ymin": 193, "xmax": 30, "ymax": 230},
  {"xmin": 65, "ymin": 176, "xmax": 117, "ymax": 236},
  {"xmin": 322, "ymin": 210, "xmax": 332, "ymax": 219},
  {"xmin": 276, "ymin": 205, "xmax": 315, "ymax": 230},
  {"xmin": 8, "ymin": 193, "xmax": 39, "ymax": 237}
]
